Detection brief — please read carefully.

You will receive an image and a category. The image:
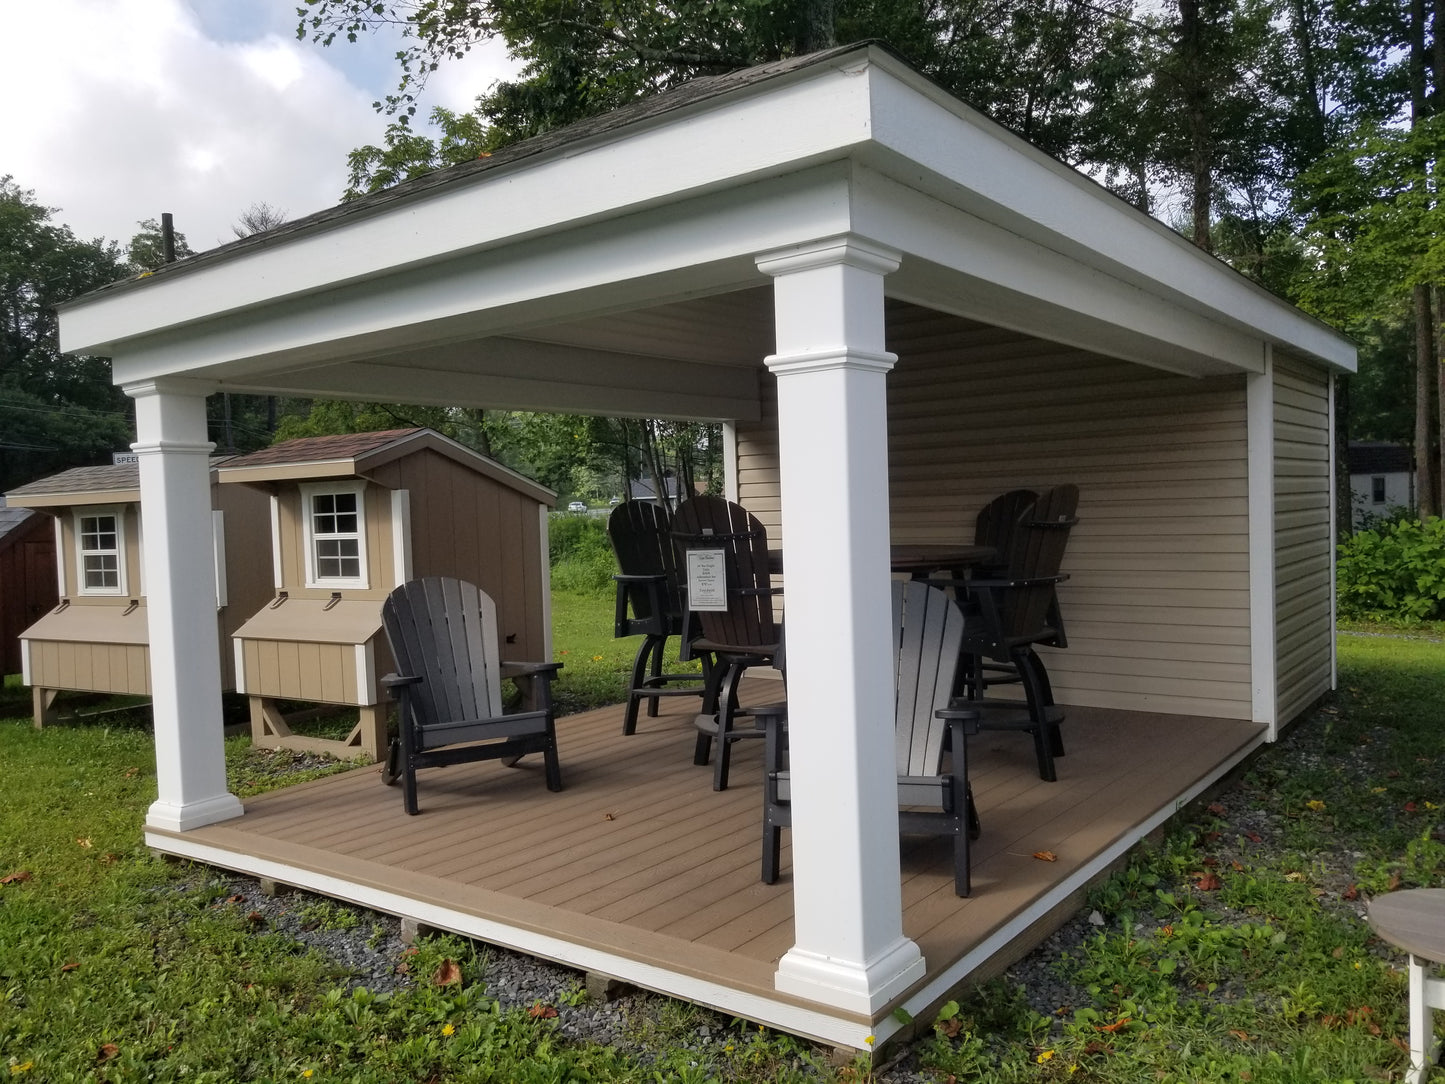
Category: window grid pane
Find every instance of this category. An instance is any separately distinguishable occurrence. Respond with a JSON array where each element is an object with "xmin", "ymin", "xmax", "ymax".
[
  {"xmin": 310, "ymin": 490, "xmax": 364, "ymax": 583},
  {"xmin": 78, "ymin": 514, "xmax": 122, "ymax": 592}
]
